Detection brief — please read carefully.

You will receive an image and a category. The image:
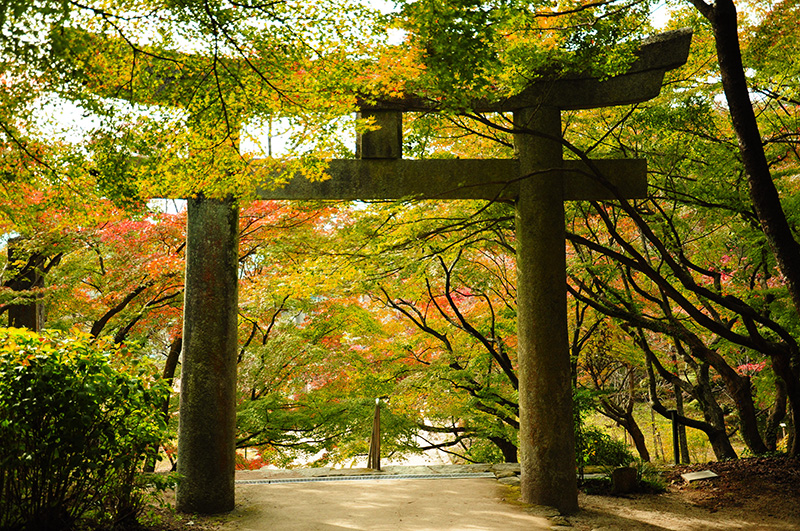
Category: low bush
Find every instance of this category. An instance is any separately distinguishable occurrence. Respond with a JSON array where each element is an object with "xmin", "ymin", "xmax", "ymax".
[
  {"xmin": 0, "ymin": 328, "xmax": 170, "ymax": 530},
  {"xmin": 577, "ymin": 426, "xmax": 634, "ymax": 468}
]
